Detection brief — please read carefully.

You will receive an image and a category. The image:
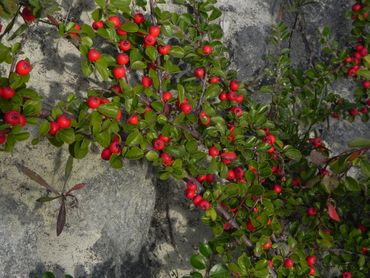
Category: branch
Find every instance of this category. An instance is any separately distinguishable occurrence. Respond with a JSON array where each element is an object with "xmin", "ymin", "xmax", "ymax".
[{"xmin": 196, "ymin": 72, "xmax": 208, "ymax": 112}]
